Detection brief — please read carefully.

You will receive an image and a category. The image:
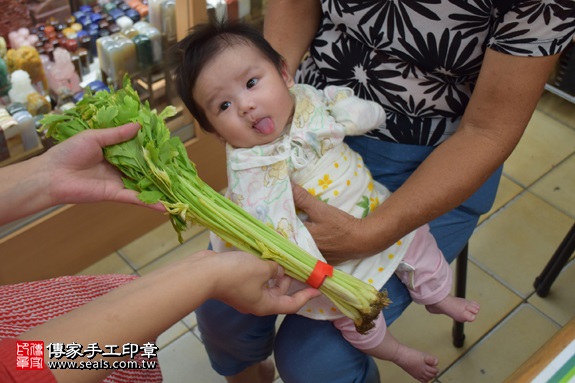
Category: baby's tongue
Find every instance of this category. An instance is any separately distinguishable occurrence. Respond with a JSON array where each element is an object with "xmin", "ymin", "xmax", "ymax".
[{"xmin": 253, "ymin": 117, "xmax": 274, "ymax": 134}]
